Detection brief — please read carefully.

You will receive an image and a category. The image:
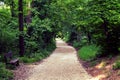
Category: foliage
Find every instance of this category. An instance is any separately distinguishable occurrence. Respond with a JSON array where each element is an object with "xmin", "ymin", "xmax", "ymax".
[
  {"xmin": 25, "ymin": 15, "xmax": 56, "ymax": 54},
  {"xmin": 0, "ymin": 28, "xmax": 18, "ymax": 53},
  {"xmin": 1, "ymin": 0, "xmax": 120, "ymax": 79},
  {"xmin": 78, "ymin": 45, "xmax": 101, "ymax": 61},
  {"xmin": 113, "ymin": 61, "xmax": 120, "ymax": 70},
  {"xmin": 54, "ymin": 0, "xmax": 120, "ymax": 56},
  {"xmin": 0, "ymin": 7, "xmax": 19, "ymax": 54},
  {"xmin": 0, "ymin": 0, "xmax": 56, "ymax": 79},
  {"xmin": 72, "ymin": 35, "xmax": 88, "ymax": 49},
  {"xmin": 86, "ymin": 0, "xmax": 120, "ymax": 55},
  {"xmin": 0, "ymin": 63, "xmax": 13, "ymax": 80},
  {"xmin": 72, "ymin": 41, "xmax": 81, "ymax": 49},
  {"xmin": 20, "ymin": 48, "xmax": 55, "ymax": 63}
]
